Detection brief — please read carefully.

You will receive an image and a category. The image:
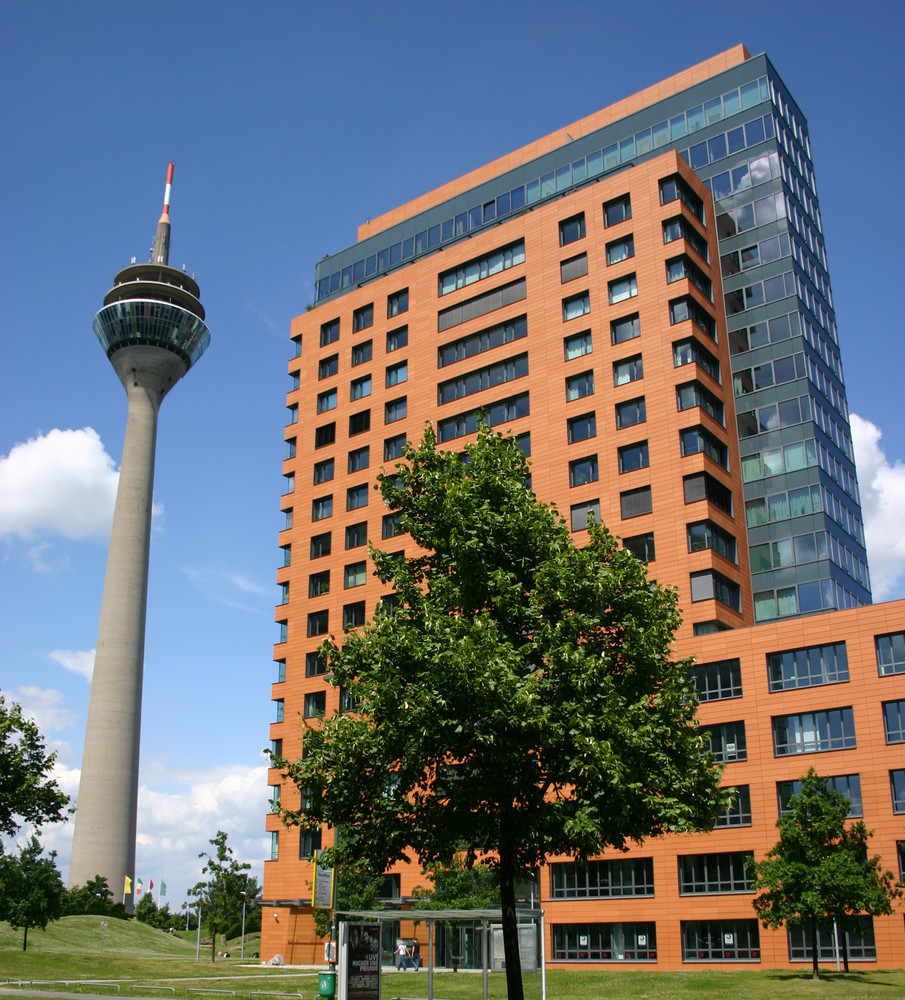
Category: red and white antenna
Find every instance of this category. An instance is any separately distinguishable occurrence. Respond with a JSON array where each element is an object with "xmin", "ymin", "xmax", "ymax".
[
  {"xmin": 160, "ymin": 162, "xmax": 174, "ymax": 222},
  {"xmin": 153, "ymin": 162, "xmax": 174, "ymax": 264}
]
